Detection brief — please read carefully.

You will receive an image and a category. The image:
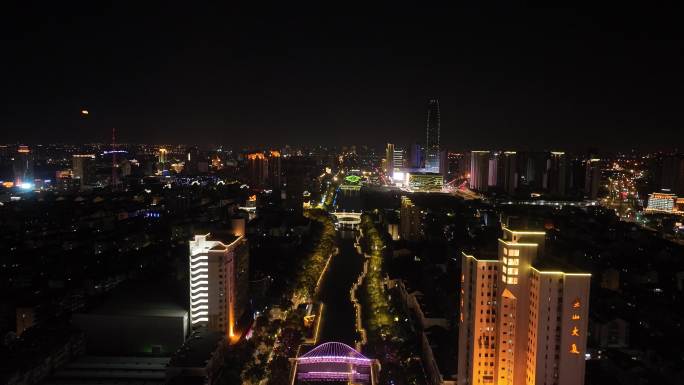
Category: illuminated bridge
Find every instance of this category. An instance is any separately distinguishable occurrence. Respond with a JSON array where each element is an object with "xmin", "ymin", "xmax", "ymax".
[
  {"xmin": 331, "ymin": 212, "xmax": 362, "ymax": 229},
  {"xmin": 291, "ymin": 342, "xmax": 380, "ymax": 384}
]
